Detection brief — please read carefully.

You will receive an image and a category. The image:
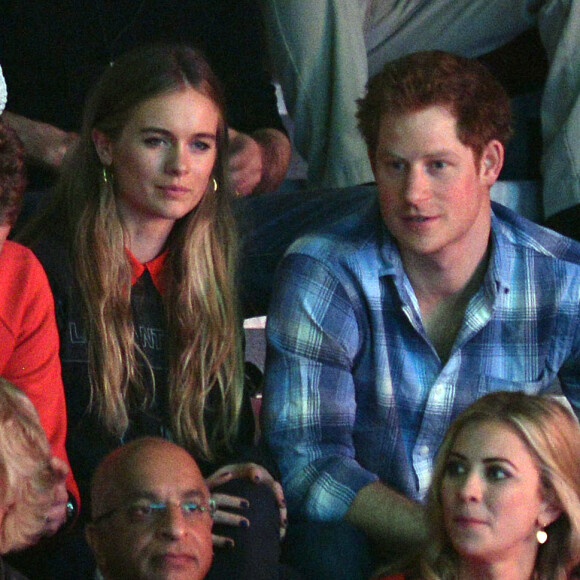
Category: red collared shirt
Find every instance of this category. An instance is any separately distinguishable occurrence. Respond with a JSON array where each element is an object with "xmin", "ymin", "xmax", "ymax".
[{"xmin": 126, "ymin": 248, "xmax": 168, "ymax": 295}]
